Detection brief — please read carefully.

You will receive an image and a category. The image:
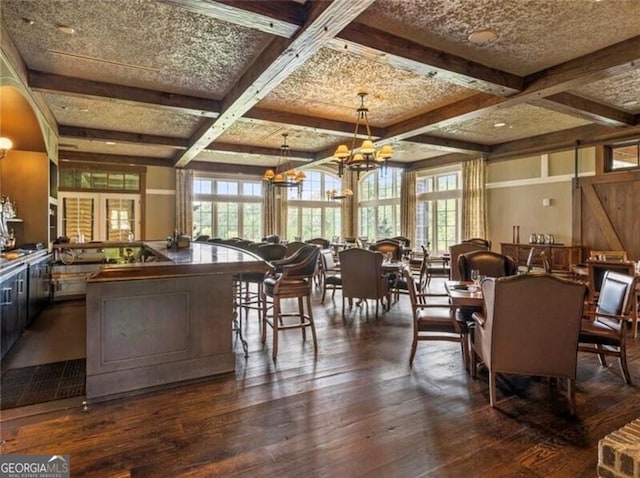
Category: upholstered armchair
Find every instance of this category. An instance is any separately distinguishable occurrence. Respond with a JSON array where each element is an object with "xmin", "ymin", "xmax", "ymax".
[
  {"xmin": 339, "ymin": 248, "xmax": 389, "ymax": 319},
  {"xmin": 458, "ymin": 250, "xmax": 518, "ymax": 281},
  {"xmin": 369, "ymin": 239, "xmax": 402, "ymax": 261},
  {"xmin": 471, "ymin": 274, "xmax": 586, "ymax": 413},
  {"xmin": 449, "ymin": 242, "xmax": 489, "ymax": 280}
]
